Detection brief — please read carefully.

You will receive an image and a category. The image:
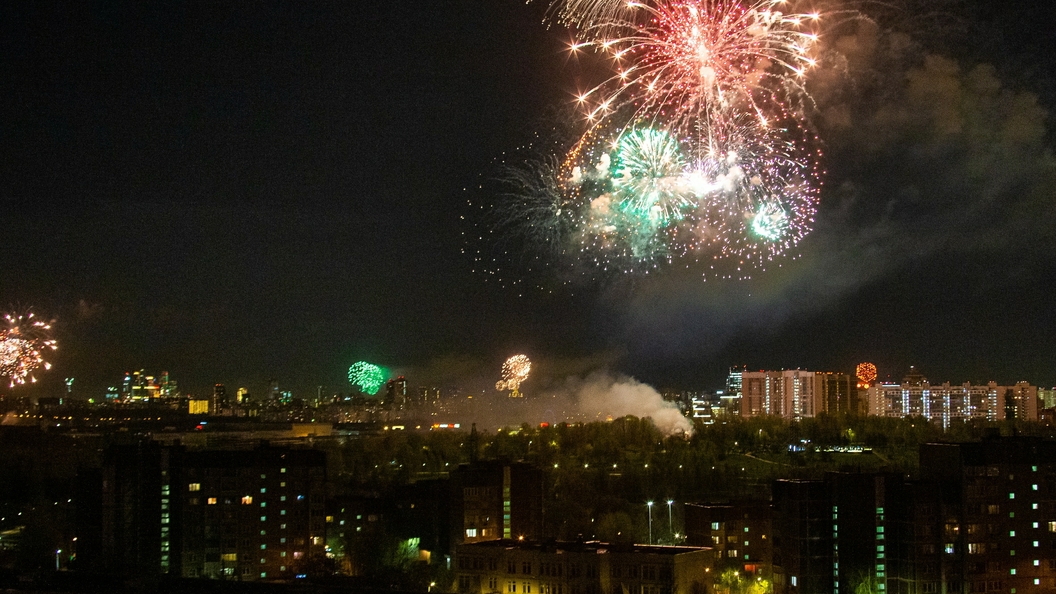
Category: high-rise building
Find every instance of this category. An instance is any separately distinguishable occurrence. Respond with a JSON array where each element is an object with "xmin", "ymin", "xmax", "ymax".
[
  {"xmin": 911, "ymin": 436, "xmax": 1056, "ymax": 593},
  {"xmin": 741, "ymin": 370, "xmax": 820, "ymax": 420},
  {"xmin": 818, "ymin": 372, "xmax": 859, "ymax": 415},
  {"xmin": 121, "ymin": 370, "xmax": 162, "ymax": 402},
  {"xmin": 867, "ymin": 369, "xmax": 1038, "ymax": 425},
  {"xmin": 89, "ymin": 442, "xmax": 327, "ymax": 580},
  {"xmin": 211, "ymin": 384, "xmax": 227, "ymax": 414},
  {"xmin": 707, "ymin": 436, "xmax": 1056, "ymax": 593},
  {"xmin": 1039, "ymin": 387, "xmax": 1056, "ymax": 410}
]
